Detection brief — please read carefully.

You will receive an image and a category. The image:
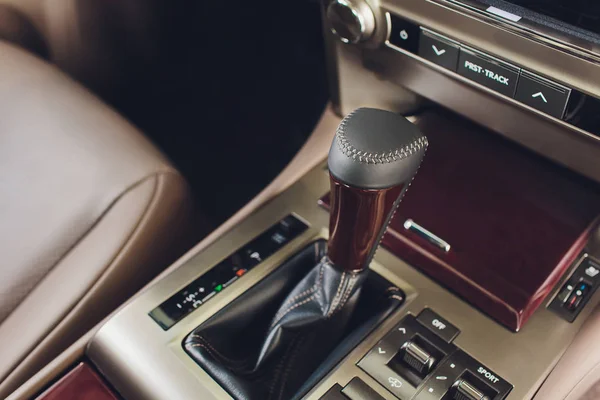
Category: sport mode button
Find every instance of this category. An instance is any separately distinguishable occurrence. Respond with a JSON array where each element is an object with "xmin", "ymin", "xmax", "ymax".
[
  {"xmin": 457, "ymin": 47, "xmax": 520, "ymax": 97},
  {"xmin": 416, "ymin": 309, "xmax": 460, "ymax": 343}
]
